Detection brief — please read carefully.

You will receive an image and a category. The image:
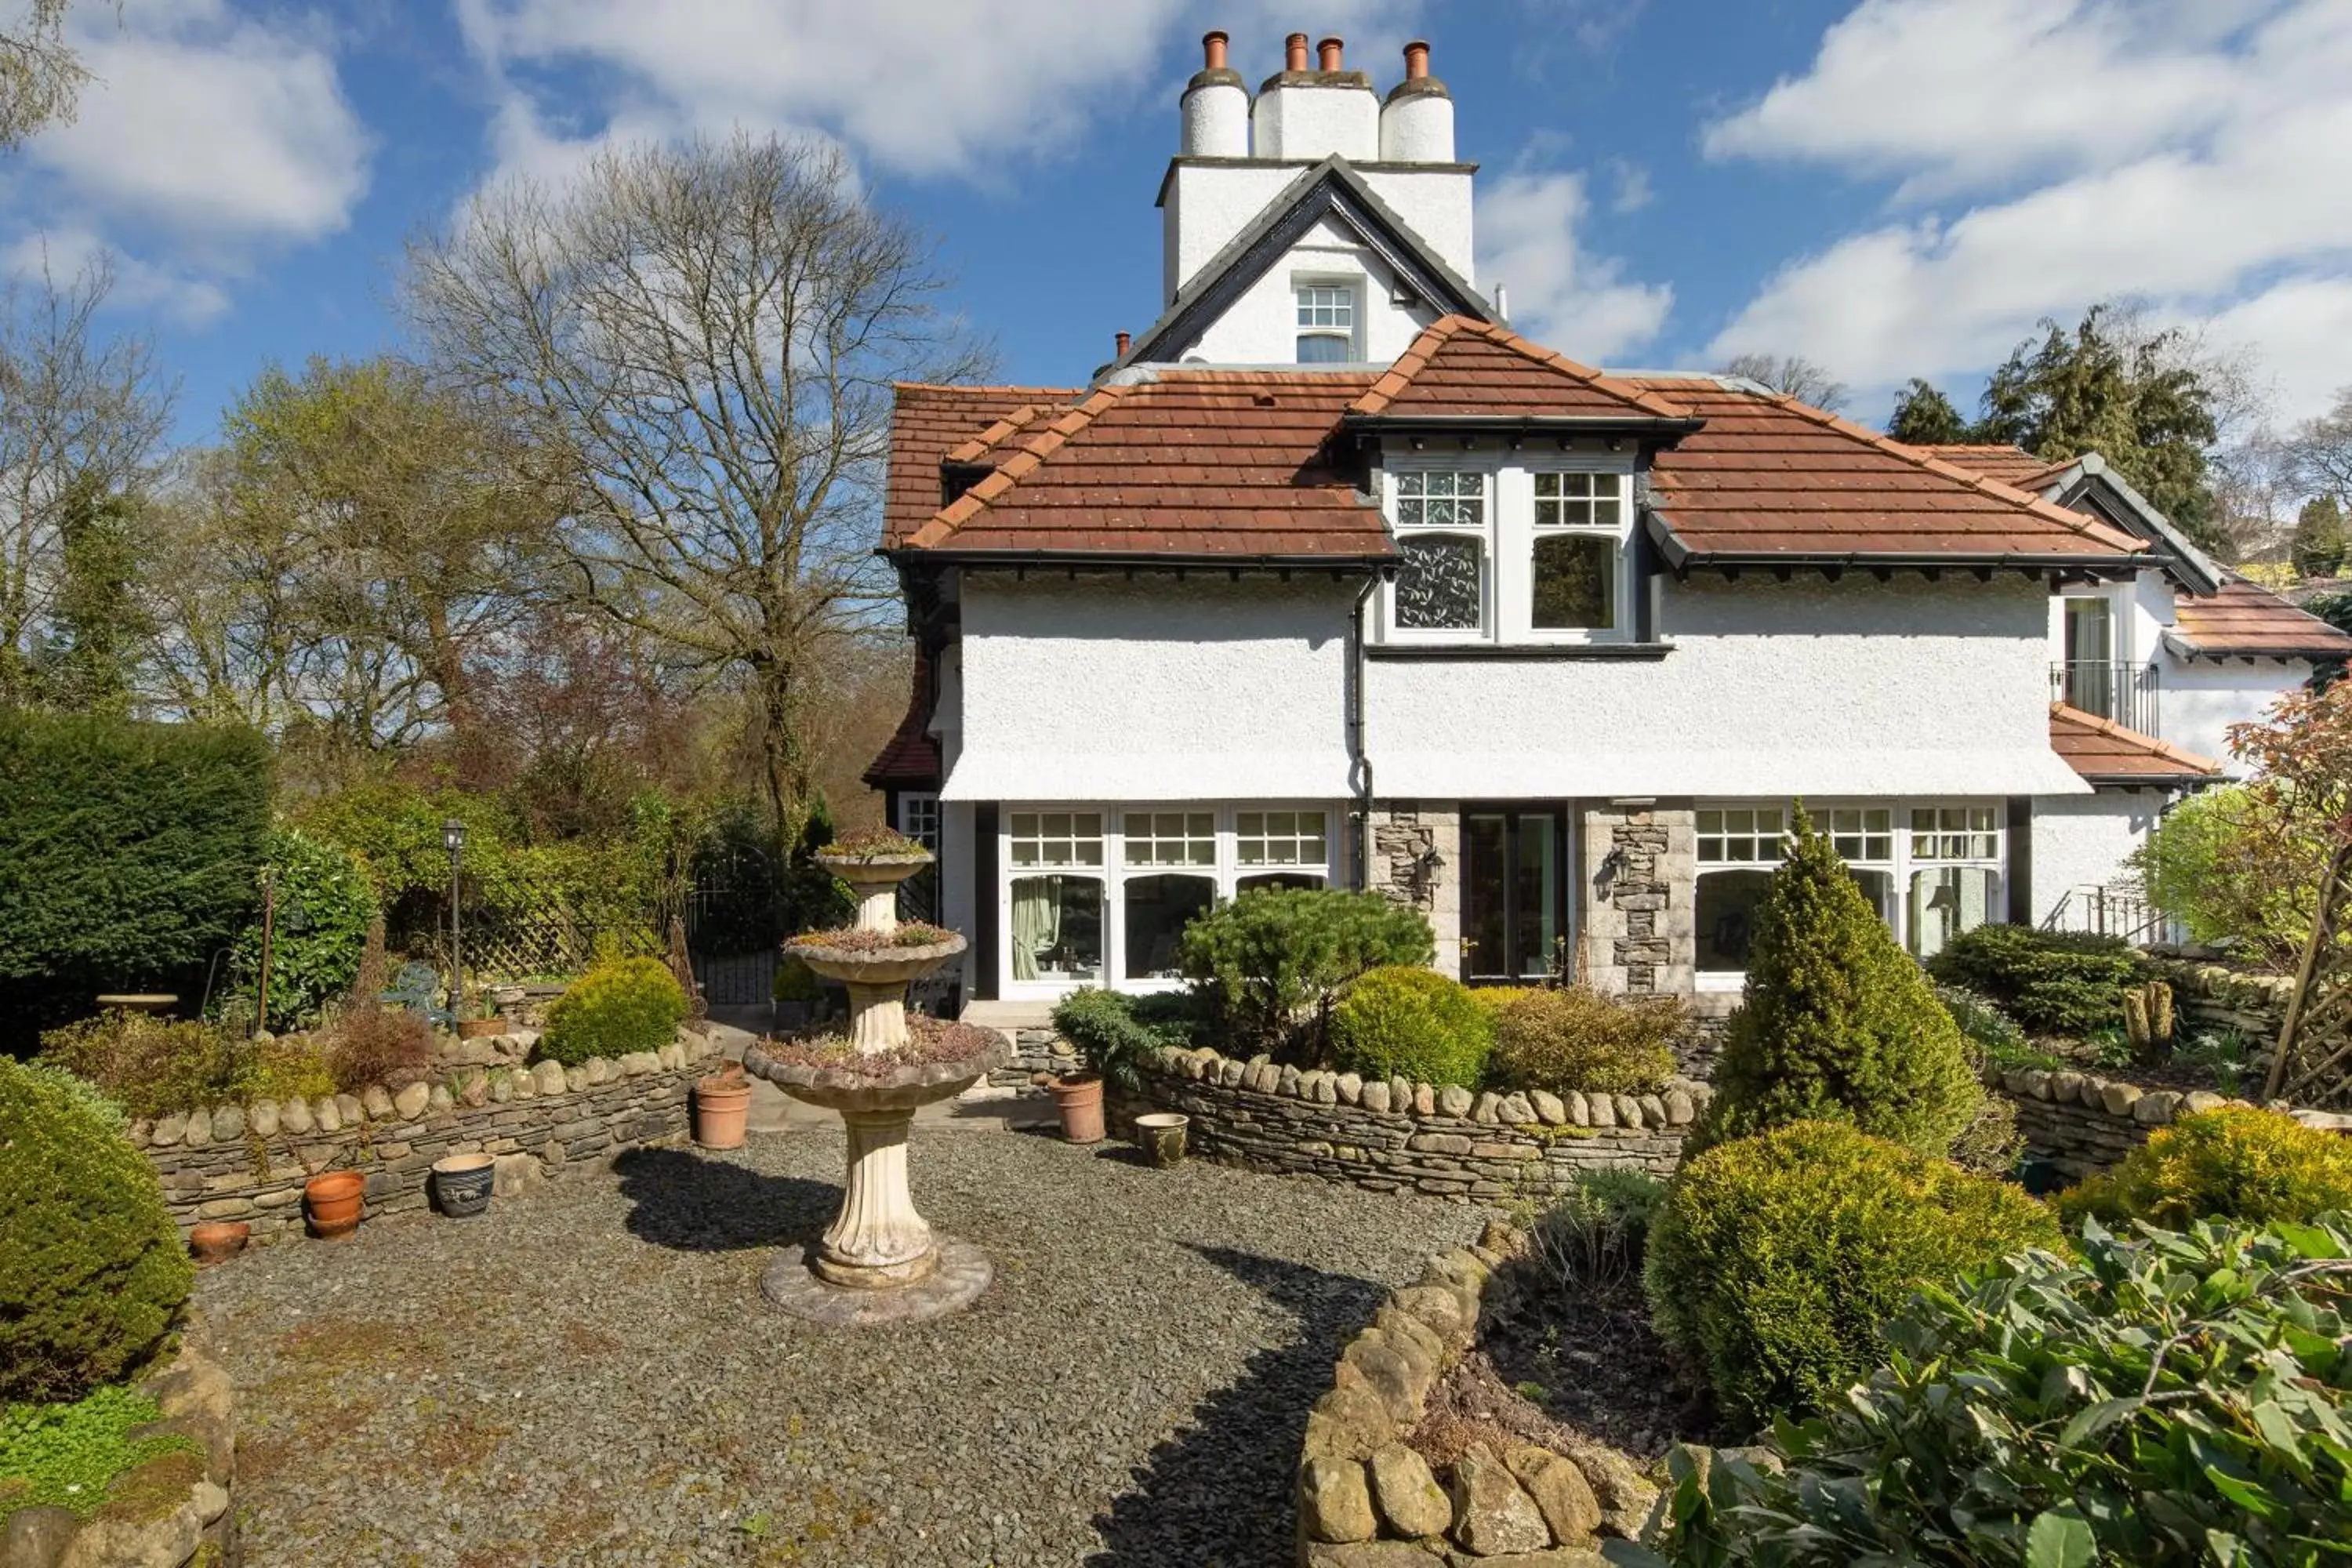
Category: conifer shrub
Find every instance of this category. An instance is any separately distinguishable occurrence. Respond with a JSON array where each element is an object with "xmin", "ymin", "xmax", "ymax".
[
  {"xmin": 1643, "ymin": 1120, "xmax": 2061, "ymax": 1431},
  {"xmin": 536, "ymin": 956, "xmax": 688, "ymax": 1065},
  {"xmin": 1487, "ymin": 984, "xmax": 1682, "ymax": 1095},
  {"xmin": 1695, "ymin": 811, "xmax": 1981, "ymax": 1158},
  {"xmin": 1327, "ymin": 965, "xmax": 1492, "ymax": 1088},
  {"xmin": 2057, "ymin": 1105, "xmax": 2352, "ymax": 1229},
  {"xmin": 1179, "ymin": 887, "xmax": 1433, "ymax": 1054},
  {"xmin": 1925, "ymin": 922, "xmax": 2153, "ymax": 1036},
  {"xmin": 1051, "ymin": 987, "xmax": 1206, "ymax": 1092},
  {"xmin": 0, "ymin": 1057, "xmax": 192, "ymax": 1403}
]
